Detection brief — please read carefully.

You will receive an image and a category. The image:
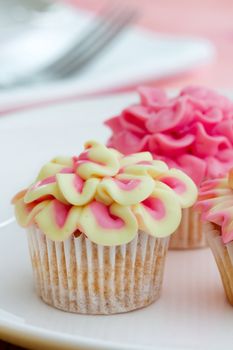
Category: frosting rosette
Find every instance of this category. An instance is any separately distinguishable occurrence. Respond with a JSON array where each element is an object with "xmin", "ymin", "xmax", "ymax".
[
  {"xmin": 12, "ymin": 141, "xmax": 197, "ymax": 246},
  {"xmin": 197, "ymin": 169, "xmax": 233, "ymax": 244},
  {"xmin": 105, "ymin": 86, "xmax": 233, "ymax": 186}
]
